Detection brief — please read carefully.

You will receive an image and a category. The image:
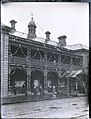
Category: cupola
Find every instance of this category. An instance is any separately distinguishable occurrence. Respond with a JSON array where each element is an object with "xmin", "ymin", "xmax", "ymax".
[{"xmin": 27, "ymin": 17, "xmax": 37, "ymax": 39}]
